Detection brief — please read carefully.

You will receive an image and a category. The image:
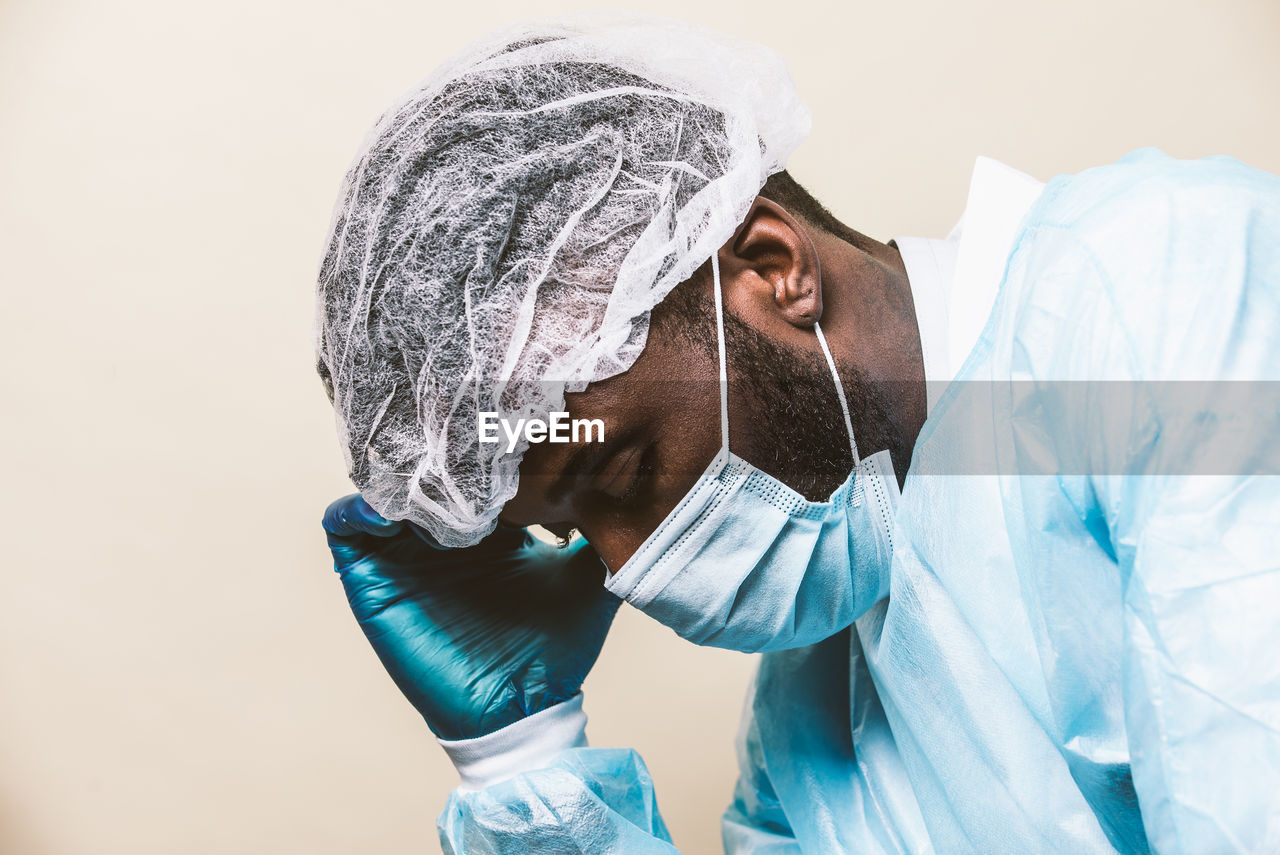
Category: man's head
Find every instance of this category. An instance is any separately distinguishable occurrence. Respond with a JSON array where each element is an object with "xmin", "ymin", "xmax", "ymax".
[
  {"xmin": 315, "ymin": 14, "xmax": 923, "ymax": 560},
  {"xmin": 500, "ymin": 181, "xmax": 922, "ymax": 572}
]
